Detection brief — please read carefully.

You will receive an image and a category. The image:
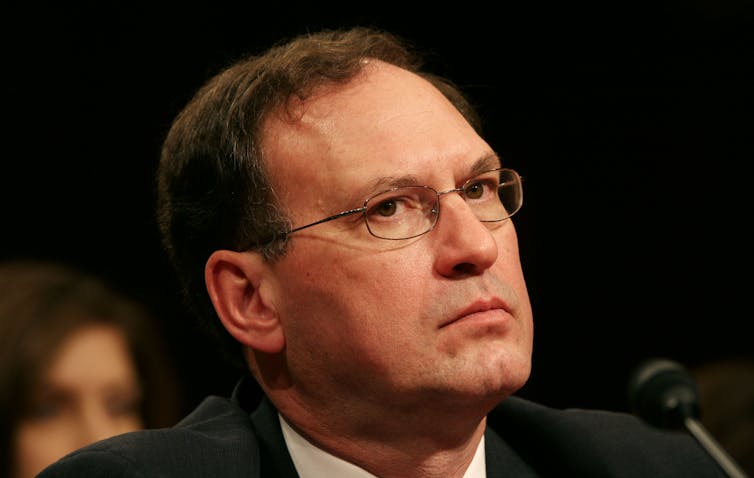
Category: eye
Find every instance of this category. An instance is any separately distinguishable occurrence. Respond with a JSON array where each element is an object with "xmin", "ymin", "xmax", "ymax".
[
  {"xmin": 463, "ymin": 171, "xmax": 502, "ymax": 202},
  {"xmin": 374, "ymin": 199, "xmax": 398, "ymax": 217},
  {"xmin": 365, "ymin": 187, "xmax": 429, "ymax": 222},
  {"xmin": 24, "ymin": 391, "xmax": 68, "ymax": 421},
  {"xmin": 464, "ymin": 181, "xmax": 486, "ymax": 199},
  {"xmin": 27, "ymin": 401, "xmax": 62, "ymax": 420},
  {"xmin": 107, "ymin": 396, "xmax": 142, "ymax": 418}
]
